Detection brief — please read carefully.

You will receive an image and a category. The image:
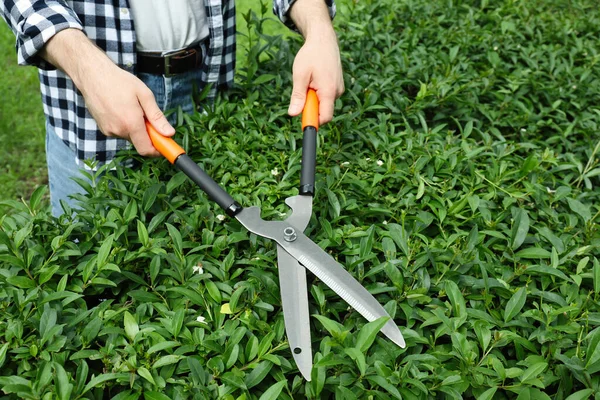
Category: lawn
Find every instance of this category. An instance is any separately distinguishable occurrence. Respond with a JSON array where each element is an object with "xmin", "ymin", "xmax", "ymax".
[{"xmin": 0, "ymin": 24, "xmax": 46, "ymax": 204}]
